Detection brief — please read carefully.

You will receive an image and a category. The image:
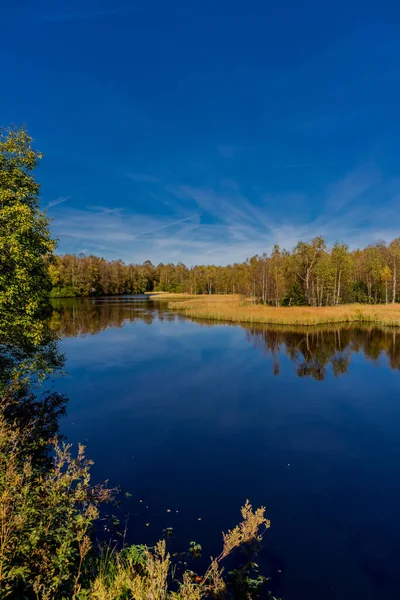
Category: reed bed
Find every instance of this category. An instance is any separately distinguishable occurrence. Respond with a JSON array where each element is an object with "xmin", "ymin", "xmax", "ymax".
[
  {"xmin": 165, "ymin": 294, "xmax": 400, "ymax": 327},
  {"xmin": 149, "ymin": 292, "xmax": 197, "ymax": 300}
]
